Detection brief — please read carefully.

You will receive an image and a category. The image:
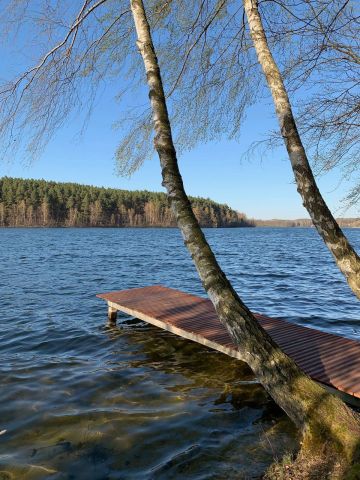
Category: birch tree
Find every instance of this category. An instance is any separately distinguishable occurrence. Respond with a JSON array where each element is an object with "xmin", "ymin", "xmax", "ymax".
[
  {"xmin": 241, "ymin": 0, "xmax": 360, "ymax": 300},
  {"xmin": 128, "ymin": 0, "xmax": 360, "ymax": 477}
]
